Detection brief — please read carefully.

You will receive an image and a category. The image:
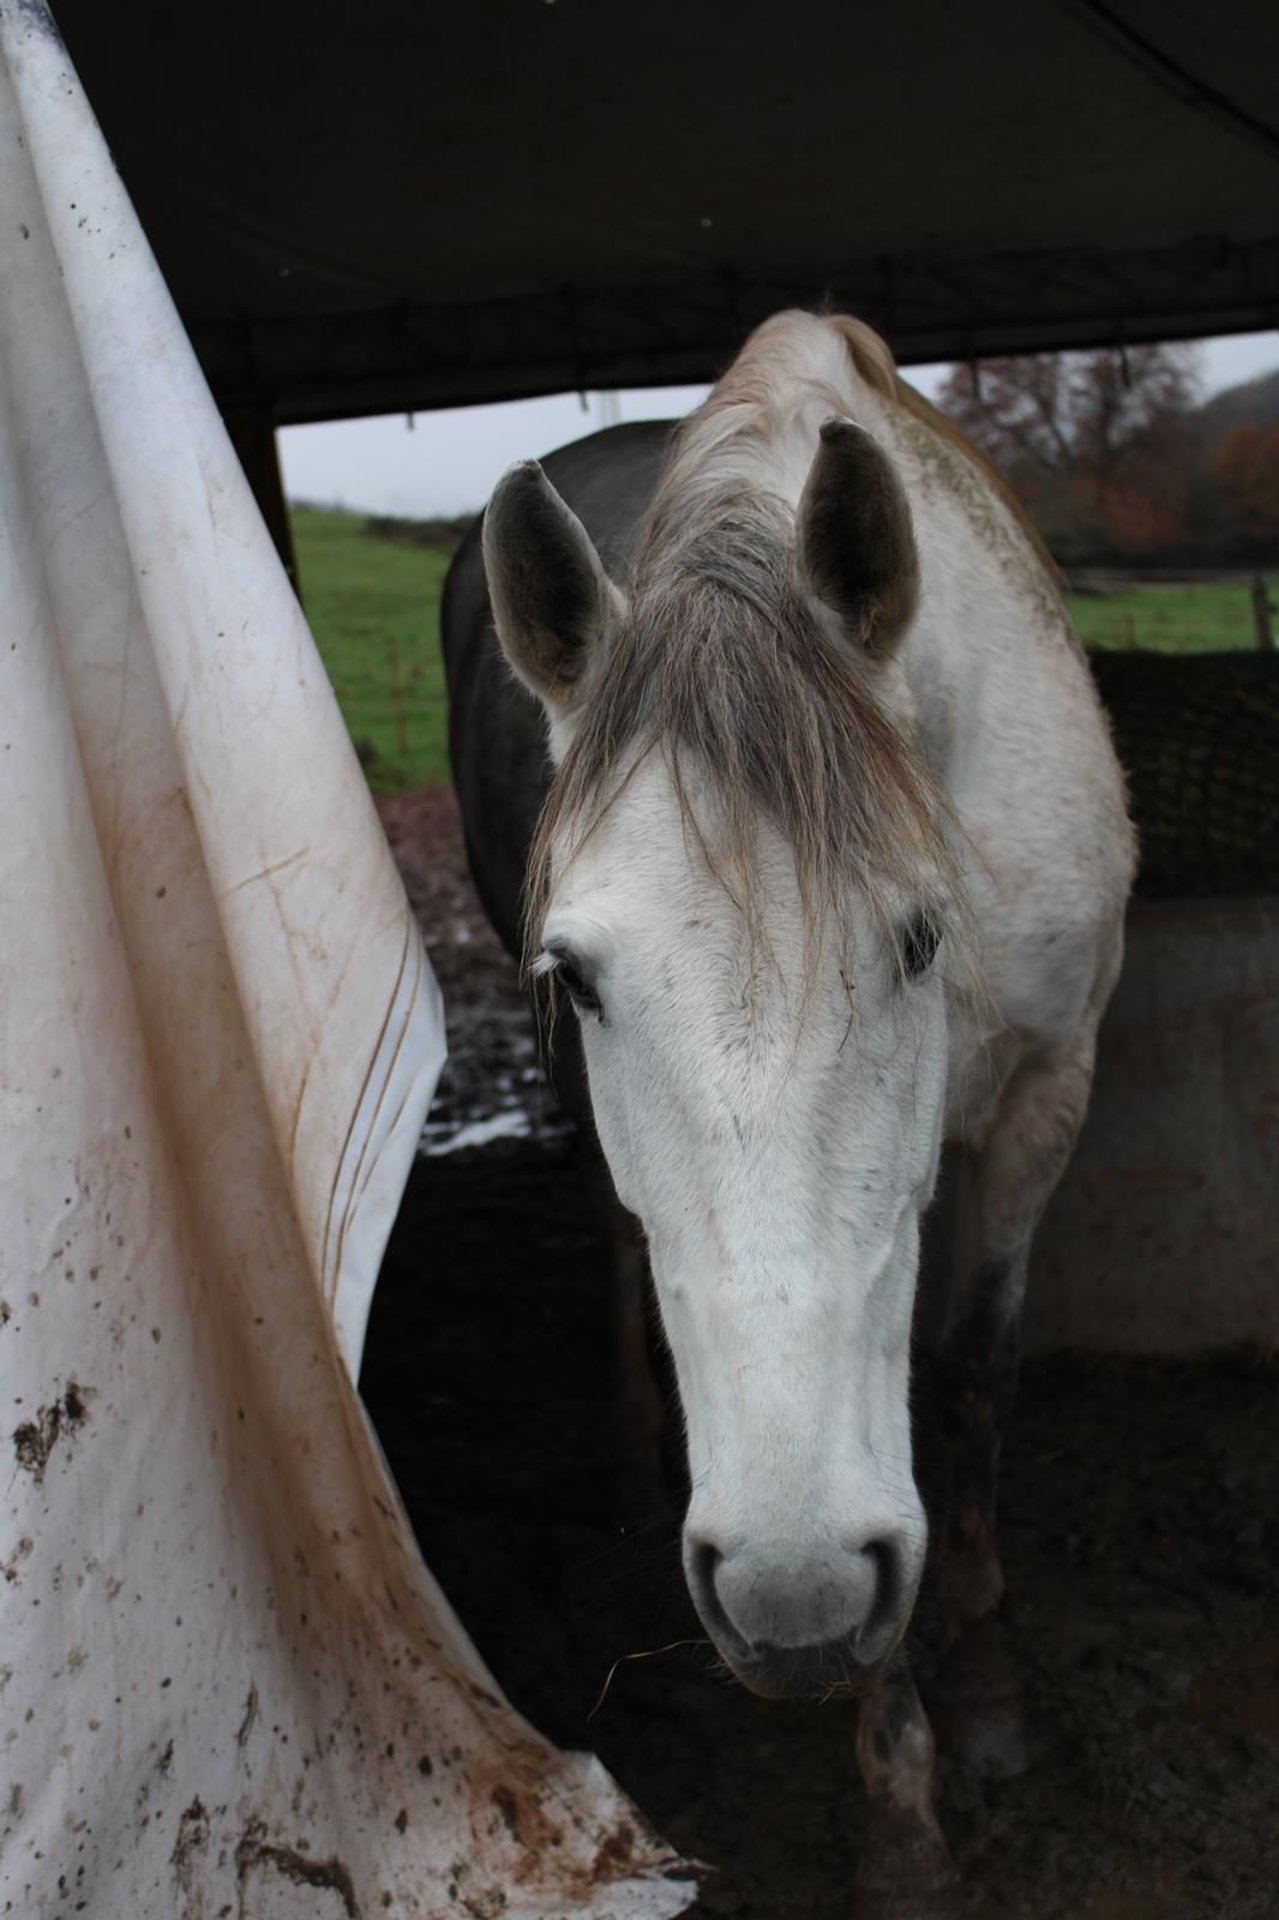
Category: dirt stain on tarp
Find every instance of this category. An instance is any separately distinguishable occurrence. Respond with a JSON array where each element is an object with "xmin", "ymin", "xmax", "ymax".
[
  {"xmin": 466, "ymin": 1756, "xmax": 660, "ymax": 1906},
  {"xmin": 13, "ymin": 1381, "xmax": 95, "ymax": 1483},
  {"xmin": 236, "ymin": 1818, "xmax": 360, "ymax": 1918},
  {"xmin": 171, "ymin": 1797, "xmax": 210, "ymax": 1908},
  {"xmin": 466, "ymin": 1757, "xmax": 566, "ymax": 1880},
  {"xmin": 1, "ymin": 1537, "xmax": 33, "ymax": 1584},
  {"xmin": 235, "ymin": 1684, "xmax": 259, "ymax": 1749}
]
